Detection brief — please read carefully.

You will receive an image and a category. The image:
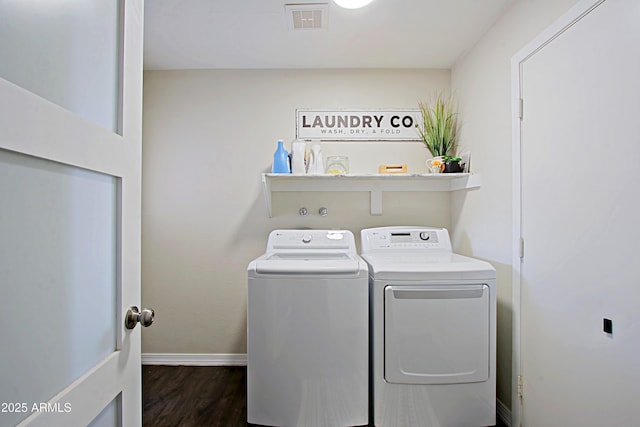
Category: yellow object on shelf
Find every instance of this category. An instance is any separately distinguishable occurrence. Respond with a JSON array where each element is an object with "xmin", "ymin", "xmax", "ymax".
[
  {"xmin": 325, "ymin": 156, "xmax": 349, "ymax": 174},
  {"xmin": 378, "ymin": 164, "xmax": 408, "ymax": 174}
]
